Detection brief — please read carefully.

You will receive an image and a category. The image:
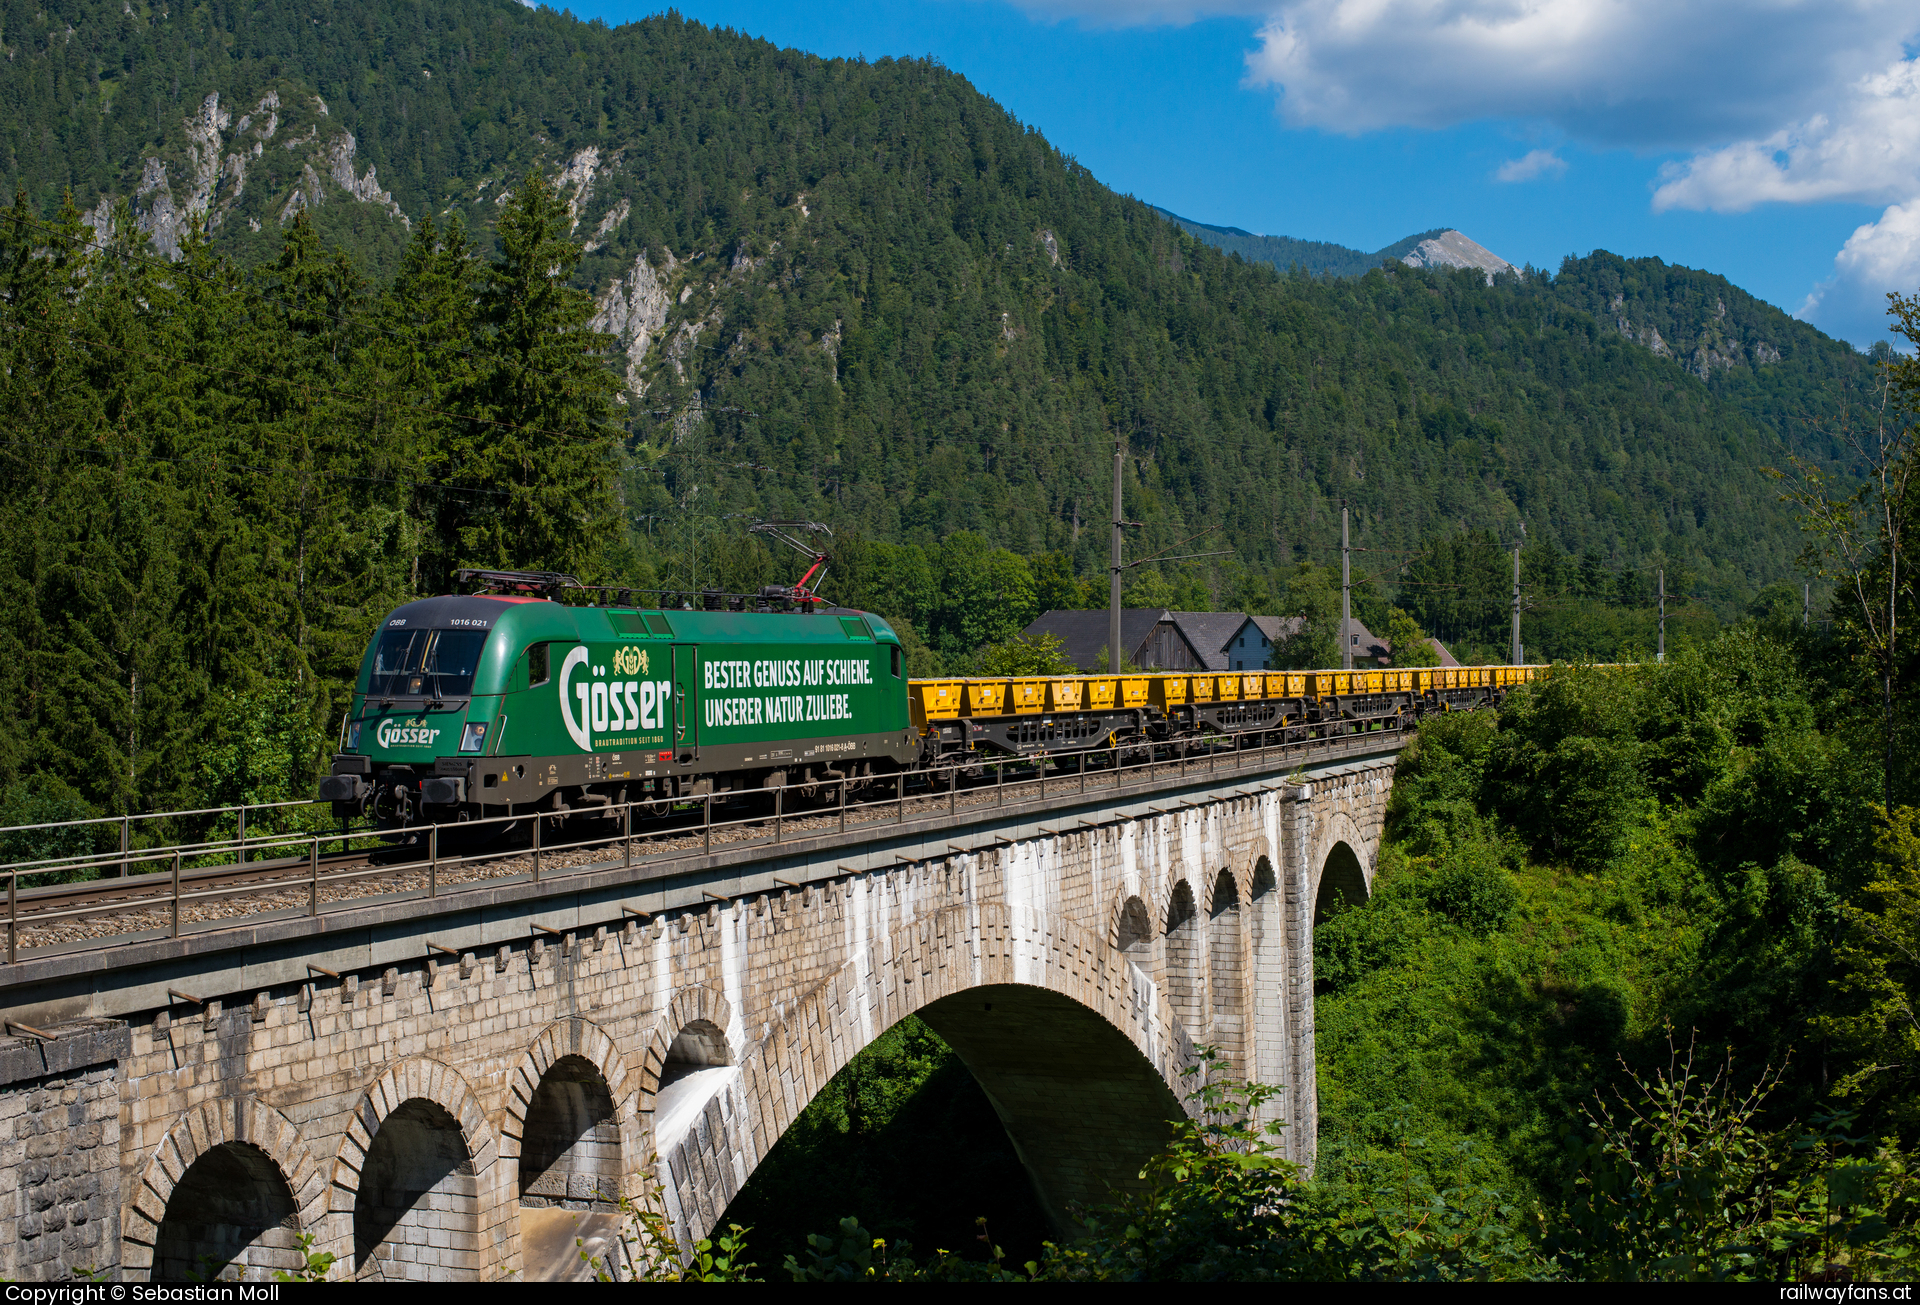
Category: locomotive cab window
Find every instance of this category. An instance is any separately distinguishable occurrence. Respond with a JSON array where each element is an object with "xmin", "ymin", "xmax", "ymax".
[
  {"xmin": 890, "ymin": 644, "xmax": 901, "ymax": 678},
  {"xmin": 526, "ymin": 642, "xmax": 551, "ymax": 688},
  {"xmin": 368, "ymin": 628, "xmax": 487, "ymax": 698}
]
